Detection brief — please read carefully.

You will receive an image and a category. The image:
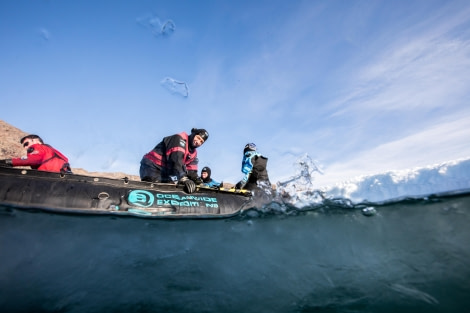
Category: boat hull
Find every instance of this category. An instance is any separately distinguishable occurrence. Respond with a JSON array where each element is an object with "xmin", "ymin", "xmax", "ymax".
[{"xmin": 0, "ymin": 167, "xmax": 252, "ymax": 218}]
